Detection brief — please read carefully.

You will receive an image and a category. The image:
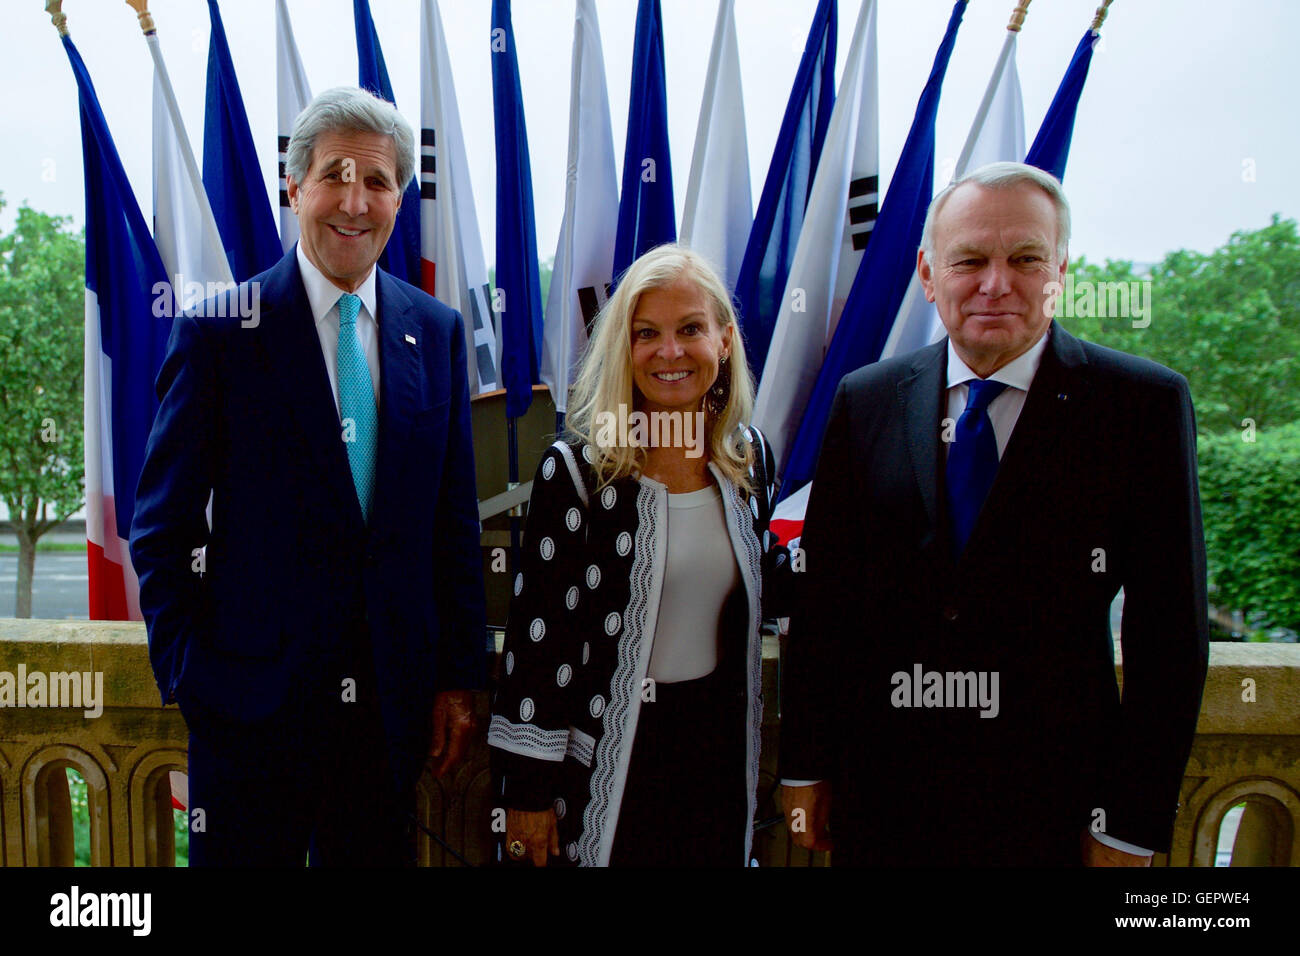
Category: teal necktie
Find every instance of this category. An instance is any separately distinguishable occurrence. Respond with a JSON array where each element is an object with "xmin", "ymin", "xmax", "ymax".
[{"xmin": 336, "ymin": 292, "xmax": 377, "ymax": 521}]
